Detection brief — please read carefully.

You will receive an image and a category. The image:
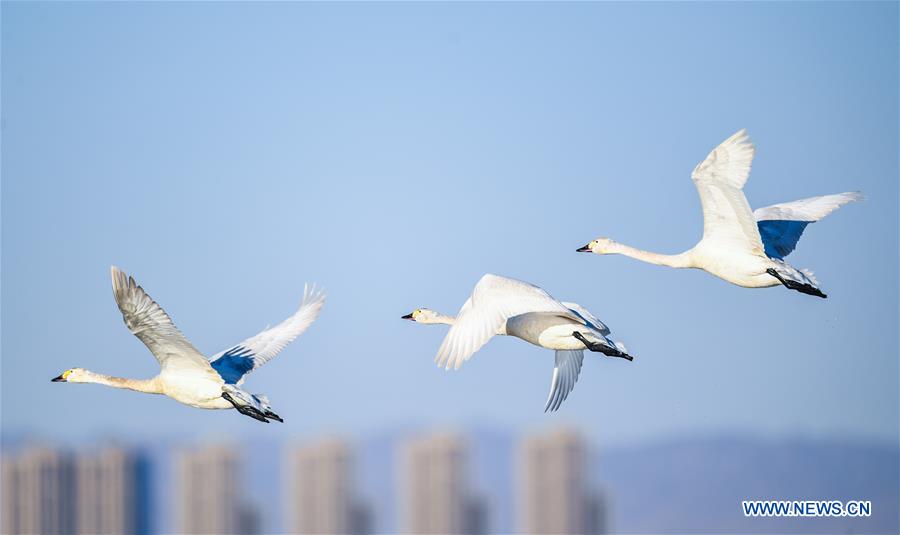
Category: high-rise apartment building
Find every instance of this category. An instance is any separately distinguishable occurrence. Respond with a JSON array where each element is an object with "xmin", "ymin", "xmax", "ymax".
[
  {"xmin": 176, "ymin": 444, "xmax": 243, "ymax": 535},
  {"xmin": 75, "ymin": 446, "xmax": 150, "ymax": 535},
  {"xmin": 1, "ymin": 447, "xmax": 75, "ymax": 535},
  {"xmin": 400, "ymin": 432, "xmax": 483, "ymax": 535},
  {"xmin": 286, "ymin": 438, "xmax": 370, "ymax": 535},
  {"xmin": 517, "ymin": 429, "xmax": 606, "ymax": 534}
]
